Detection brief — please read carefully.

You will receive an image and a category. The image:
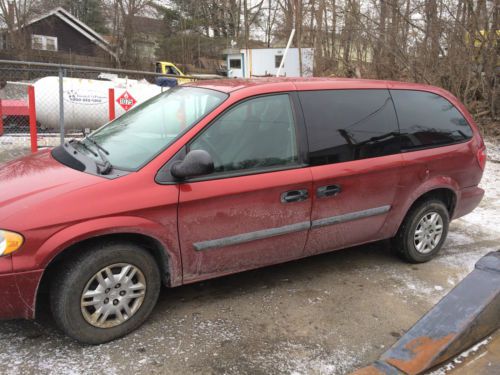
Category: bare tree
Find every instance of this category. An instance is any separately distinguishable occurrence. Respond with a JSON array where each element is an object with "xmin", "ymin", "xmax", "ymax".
[
  {"xmin": 0, "ymin": 0, "xmax": 38, "ymax": 51},
  {"xmin": 115, "ymin": 0, "xmax": 155, "ymax": 64}
]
